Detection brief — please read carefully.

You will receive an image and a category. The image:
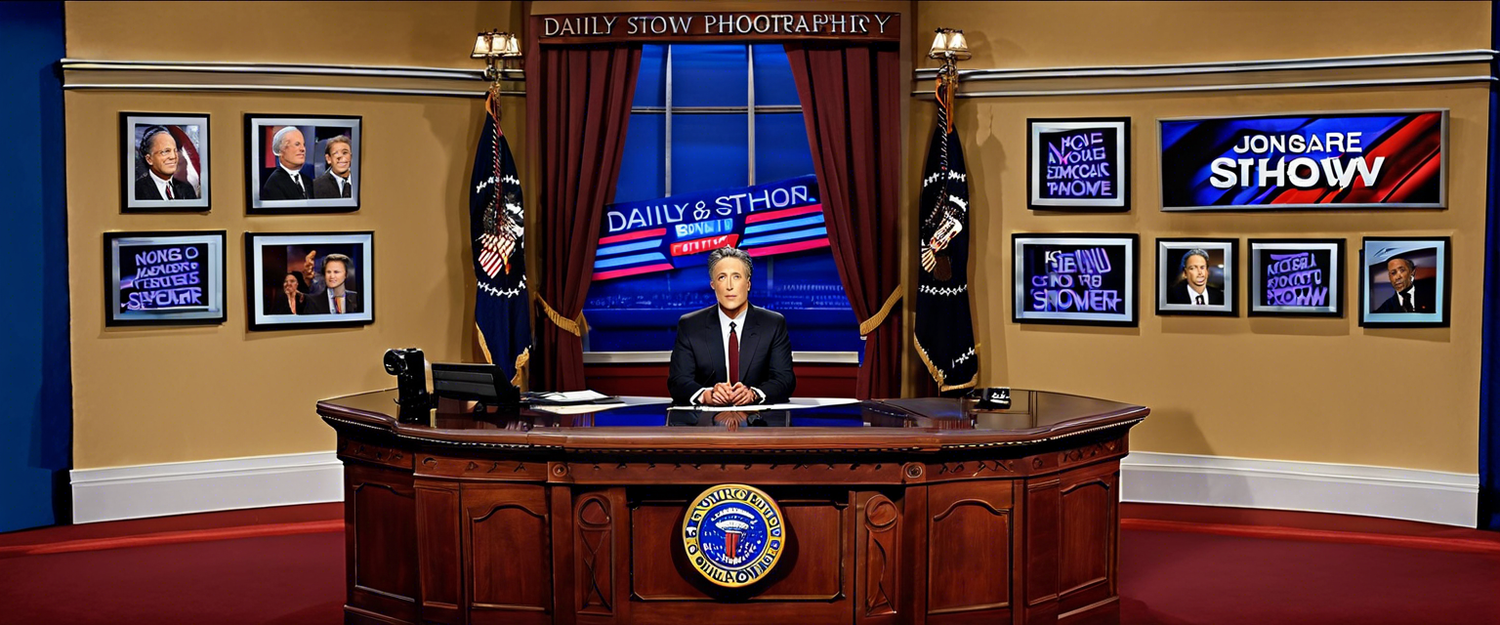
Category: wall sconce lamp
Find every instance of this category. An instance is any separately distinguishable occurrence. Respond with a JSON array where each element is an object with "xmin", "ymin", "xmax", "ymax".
[
  {"xmin": 471, "ymin": 30, "xmax": 522, "ymax": 88},
  {"xmin": 927, "ymin": 28, "xmax": 971, "ymax": 131}
]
